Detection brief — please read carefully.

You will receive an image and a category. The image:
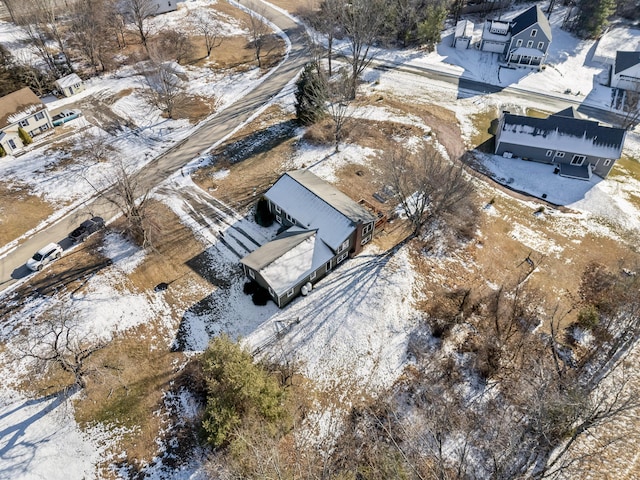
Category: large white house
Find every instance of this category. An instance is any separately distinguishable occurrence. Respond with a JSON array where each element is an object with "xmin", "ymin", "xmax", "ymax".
[{"xmin": 0, "ymin": 87, "xmax": 53, "ymax": 156}]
